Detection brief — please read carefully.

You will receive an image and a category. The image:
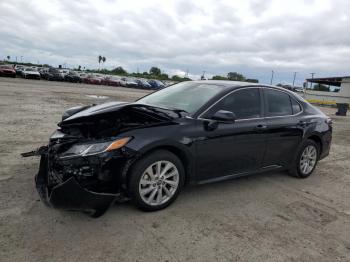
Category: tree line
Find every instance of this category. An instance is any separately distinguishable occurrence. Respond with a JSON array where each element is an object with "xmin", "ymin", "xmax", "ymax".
[
  {"xmin": 92, "ymin": 66, "xmax": 258, "ymax": 83},
  {"xmin": 211, "ymin": 72, "xmax": 259, "ymax": 83},
  {"xmin": 2, "ymin": 54, "xmax": 258, "ymax": 83}
]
